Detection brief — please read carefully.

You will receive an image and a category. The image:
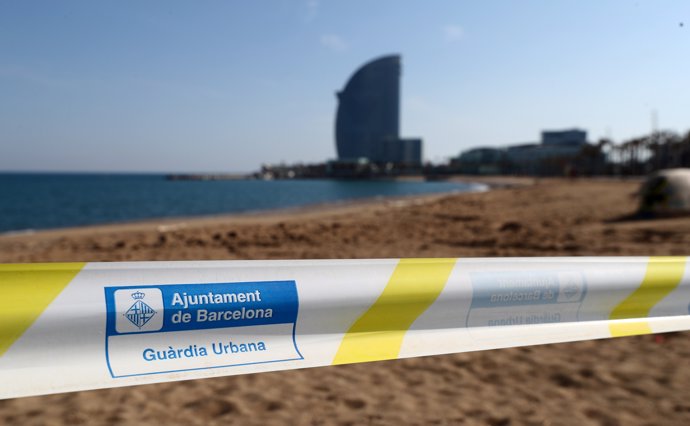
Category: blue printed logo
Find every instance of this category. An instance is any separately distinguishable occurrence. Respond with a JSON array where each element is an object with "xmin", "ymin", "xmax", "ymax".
[
  {"xmin": 112, "ymin": 288, "xmax": 164, "ymax": 333},
  {"xmin": 124, "ymin": 291, "xmax": 157, "ymax": 329}
]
